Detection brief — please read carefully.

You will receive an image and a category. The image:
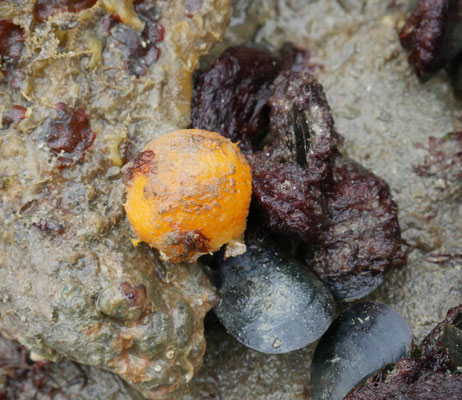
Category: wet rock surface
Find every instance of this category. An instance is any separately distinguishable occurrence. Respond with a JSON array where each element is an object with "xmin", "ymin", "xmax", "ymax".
[
  {"xmin": 1, "ymin": 0, "xmax": 461, "ymax": 399},
  {"xmin": 0, "ymin": 333, "xmax": 143, "ymax": 400},
  {"xmin": 0, "ymin": 0, "xmax": 230, "ymax": 399}
]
